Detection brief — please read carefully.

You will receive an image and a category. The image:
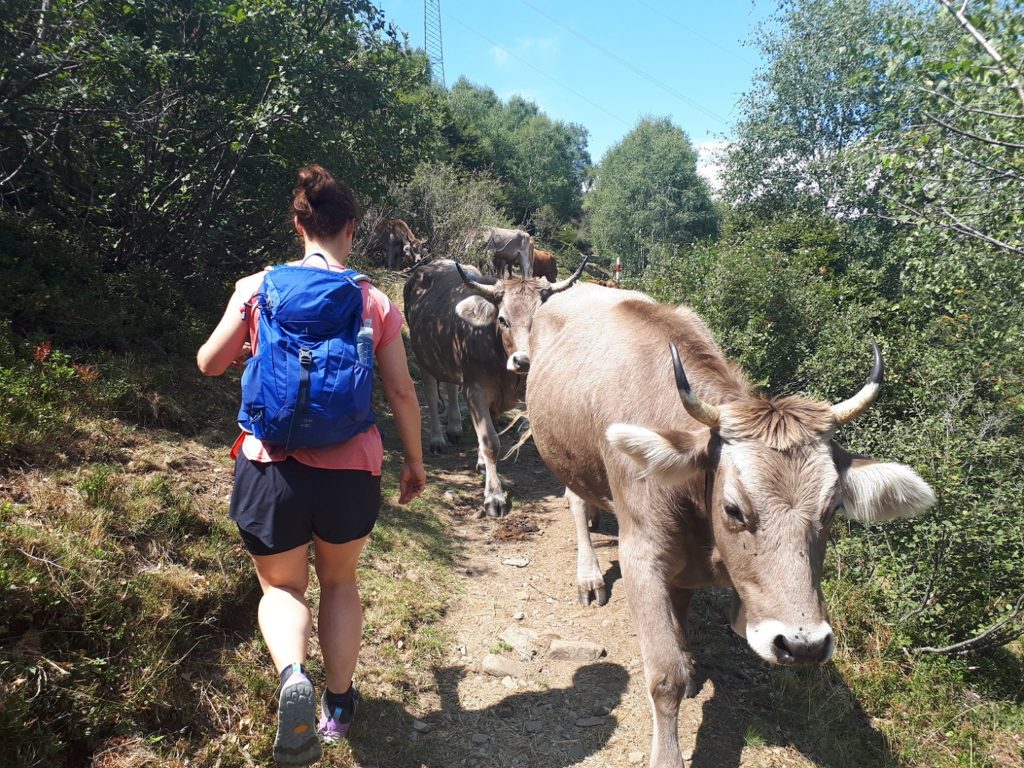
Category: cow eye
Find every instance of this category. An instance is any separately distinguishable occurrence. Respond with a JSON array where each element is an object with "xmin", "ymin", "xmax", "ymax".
[
  {"xmin": 724, "ymin": 504, "xmax": 744, "ymax": 523},
  {"xmin": 498, "ymin": 316, "xmax": 510, "ymax": 328}
]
